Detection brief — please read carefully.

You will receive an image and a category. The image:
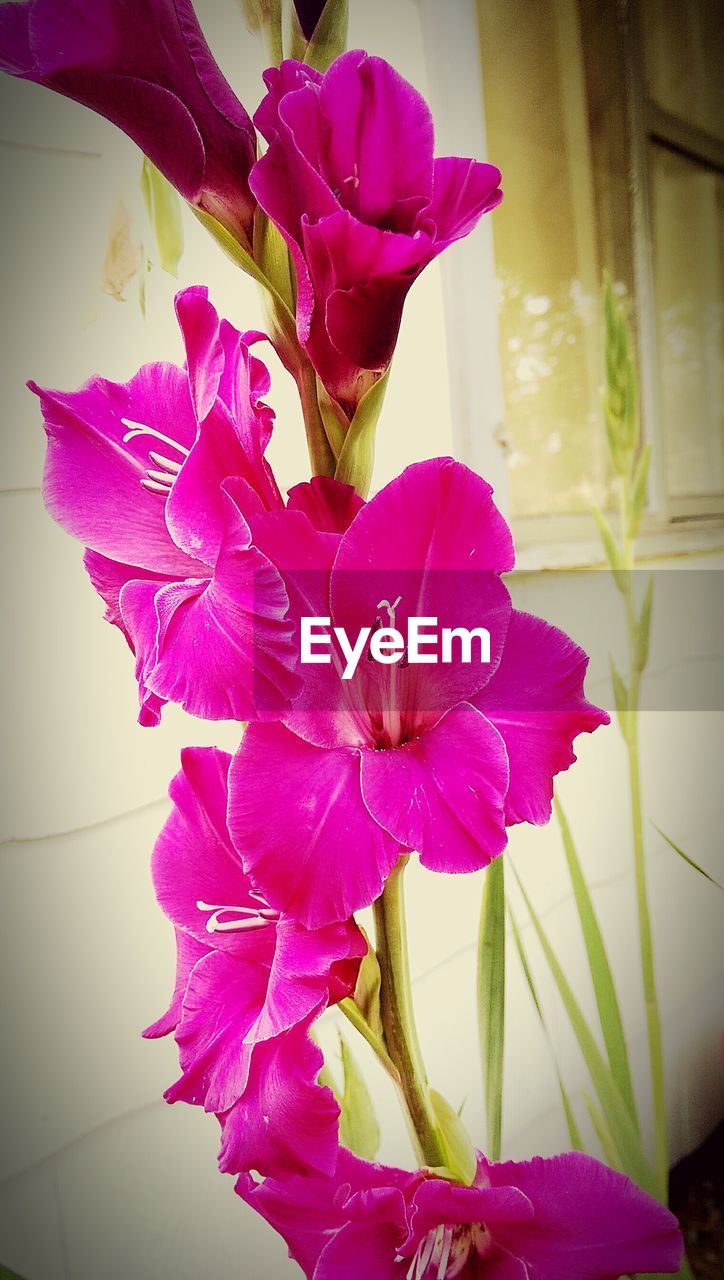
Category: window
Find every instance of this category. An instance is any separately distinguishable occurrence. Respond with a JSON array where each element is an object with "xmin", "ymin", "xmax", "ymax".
[{"xmin": 421, "ymin": 0, "xmax": 723, "ymax": 555}]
